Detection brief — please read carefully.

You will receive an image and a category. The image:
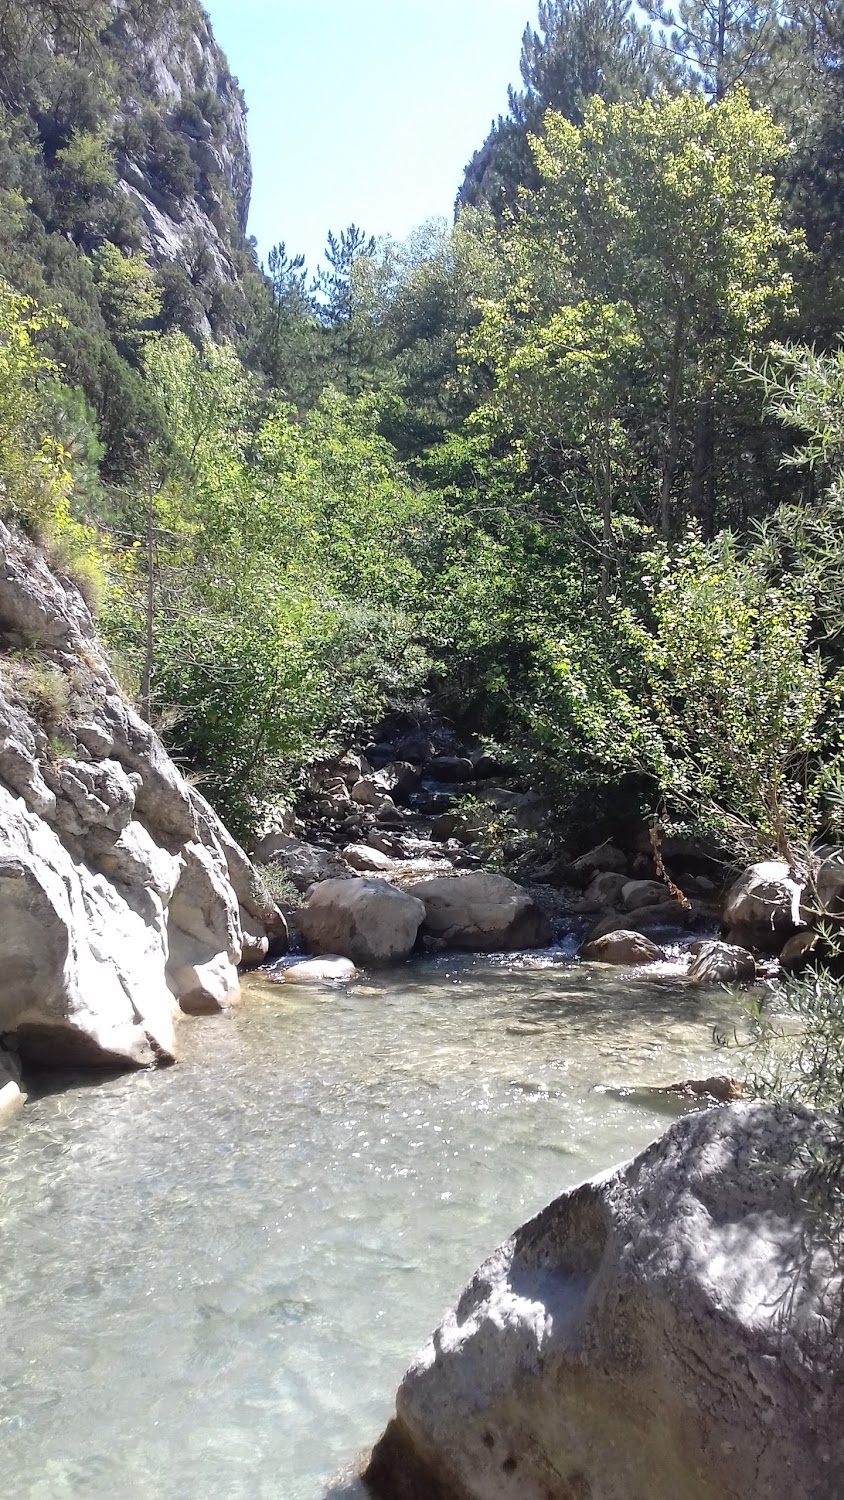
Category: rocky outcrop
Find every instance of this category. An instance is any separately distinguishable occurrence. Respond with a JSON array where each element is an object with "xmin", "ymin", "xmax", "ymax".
[
  {"xmin": 410, "ymin": 873, "xmax": 552, "ymax": 952},
  {"xmin": 365, "ymin": 1102, "xmax": 844, "ymax": 1500},
  {"xmin": 722, "ymin": 860, "xmax": 804, "ymax": 950},
  {"xmin": 0, "ymin": 521, "xmax": 283, "ymax": 1070},
  {"xmin": 105, "ymin": 0, "xmax": 252, "ymax": 322},
  {"xmin": 295, "ymin": 878, "xmax": 425, "ymax": 966}
]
